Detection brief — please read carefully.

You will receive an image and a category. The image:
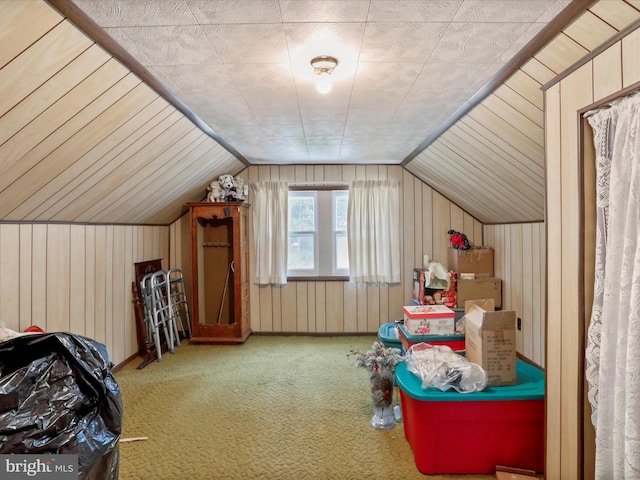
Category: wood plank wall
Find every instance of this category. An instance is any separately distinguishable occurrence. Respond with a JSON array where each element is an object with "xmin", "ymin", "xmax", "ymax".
[
  {"xmin": 484, "ymin": 223, "xmax": 546, "ymax": 367},
  {"xmin": 0, "ymin": 223, "xmax": 169, "ymax": 366},
  {"xmin": 241, "ymin": 164, "xmax": 484, "ymax": 334},
  {"xmin": 168, "ymin": 168, "xmax": 547, "ymax": 368},
  {"xmin": 544, "ymin": 25, "xmax": 640, "ymax": 480}
]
